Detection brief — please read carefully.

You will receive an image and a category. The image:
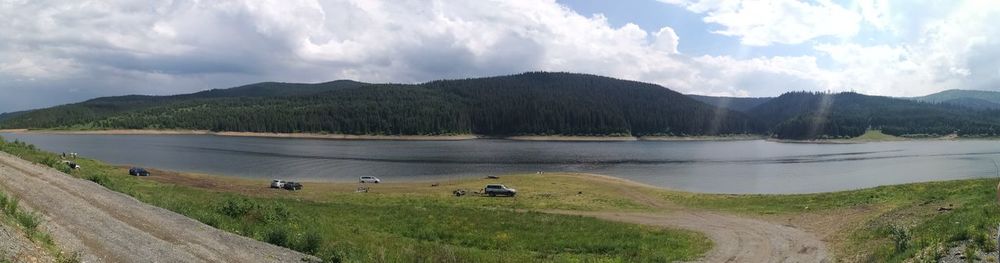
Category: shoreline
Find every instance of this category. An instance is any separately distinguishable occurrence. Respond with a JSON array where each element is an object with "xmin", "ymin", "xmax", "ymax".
[{"xmin": 0, "ymin": 129, "xmax": 765, "ymax": 142}]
